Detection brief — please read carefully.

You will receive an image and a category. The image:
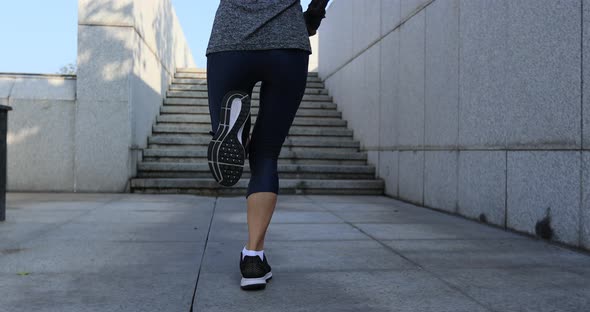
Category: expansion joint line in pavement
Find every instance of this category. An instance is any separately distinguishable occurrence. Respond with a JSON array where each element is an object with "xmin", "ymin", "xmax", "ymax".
[
  {"xmin": 189, "ymin": 197, "xmax": 218, "ymax": 312},
  {"xmin": 305, "ymin": 196, "xmax": 498, "ymax": 312}
]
